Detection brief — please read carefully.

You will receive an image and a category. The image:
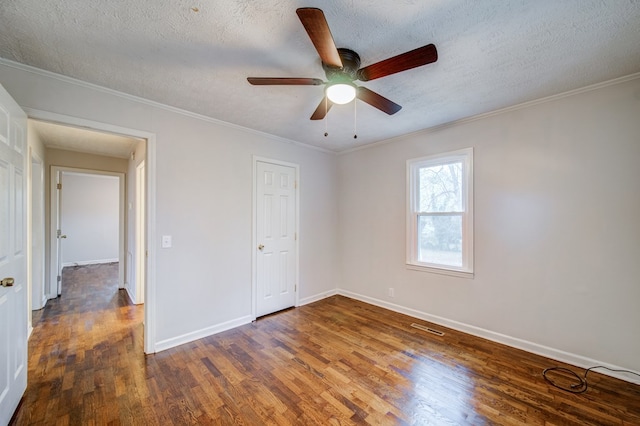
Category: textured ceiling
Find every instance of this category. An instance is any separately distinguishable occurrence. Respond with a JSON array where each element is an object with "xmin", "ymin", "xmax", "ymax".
[
  {"xmin": 2, "ymin": 1, "xmax": 640, "ymax": 152},
  {"xmin": 30, "ymin": 120, "xmax": 140, "ymax": 159}
]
